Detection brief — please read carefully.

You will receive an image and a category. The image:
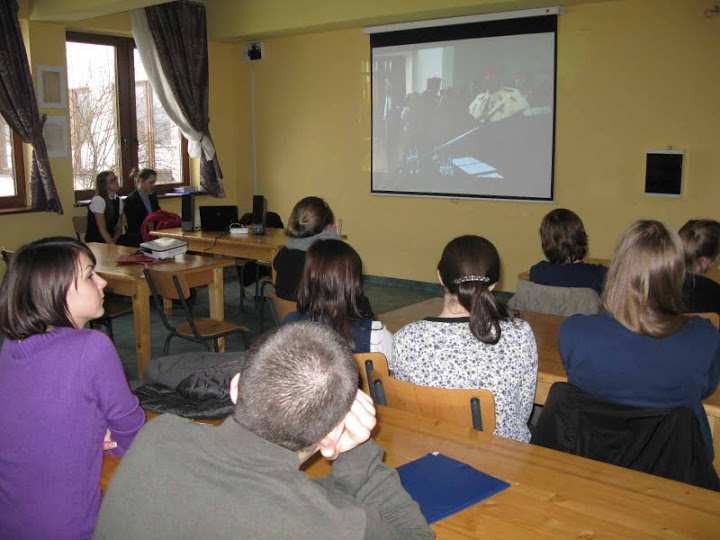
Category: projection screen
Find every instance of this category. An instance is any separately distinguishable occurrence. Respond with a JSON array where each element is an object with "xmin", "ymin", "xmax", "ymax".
[{"xmin": 370, "ymin": 15, "xmax": 557, "ymax": 200}]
